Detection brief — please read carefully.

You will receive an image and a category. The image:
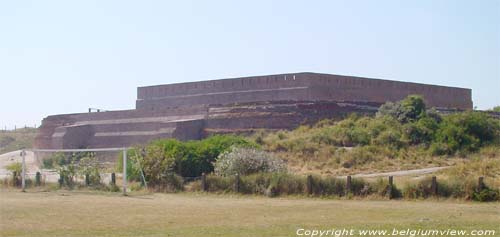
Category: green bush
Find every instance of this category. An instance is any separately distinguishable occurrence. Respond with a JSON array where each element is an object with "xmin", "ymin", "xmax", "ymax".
[
  {"xmin": 78, "ymin": 156, "xmax": 101, "ymax": 186},
  {"xmin": 115, "ymin": 148, "xmax": 144, "ymax": 182},
  {"xmin": 432, "ymin": 112, "xmax": 499, "ymax": 155},
  {"xmin": 473, "ymin": 188, "xmax": 499, "ymax": 202},
  {"xmin": 377, "ymin": 95, "xmax": 426, "ymax": 123},
  {"xmin": 127, "ymin": 135, "xmax": 257, "ymax": 180},
  {"xmin": 6, "ymin": 162, "xmax": 22, "ymax": 175}
]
